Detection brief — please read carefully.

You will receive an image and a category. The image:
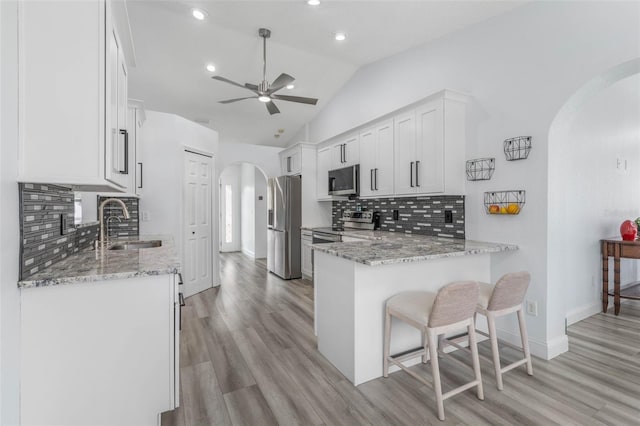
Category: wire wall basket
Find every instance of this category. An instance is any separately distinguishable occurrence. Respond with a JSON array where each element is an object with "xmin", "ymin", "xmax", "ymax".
[
  {"xmin": 504, "ymin": 136, "xmax": 532, "ymax": 161},
  {"xmin": 484, "ymin": 190, "xmax": 526, "ymax": 215},
  {"xmin": 466, "ymin": 158, "xmax": 495, "ymax": 181}
]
